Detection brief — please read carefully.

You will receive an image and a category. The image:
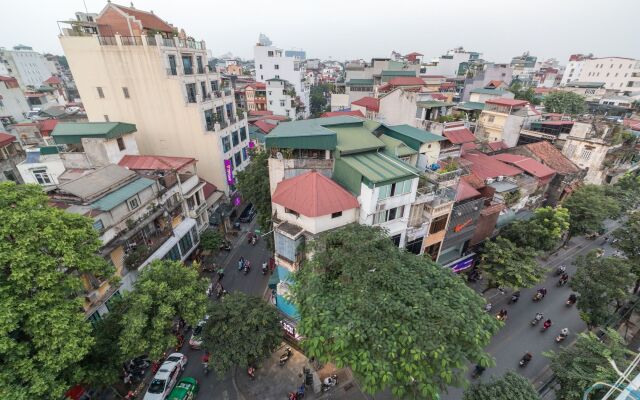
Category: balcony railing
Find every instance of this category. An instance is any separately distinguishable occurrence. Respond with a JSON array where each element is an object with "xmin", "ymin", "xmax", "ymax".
[
  {"xmin": 214, "ymin": 90, "xmax": 223, "ymax": 98},
  {"xmin": 197, "ymin": 67, "xmax": 205, "ymax": 74},
  {"xmin": 187, "ymin": 94, "xmax": 197, "ymax": 103},
  {"xmin": 228, "ymin": 116, "xmax": 237, "ymax": 125},
  {"xmin": 98, "ymin": 36, "xmax": 117, "ymax": 46},
  {"xmin": 145, "ymin": 35, "xmax": 158, "ymax": 46},
  {"xmin": 177, "ymin": 39, "xmax": 205, "ymax": 50},
  {"xmin": 424, "ymin": 168, "xmax": 465, "ymax": 184},
  {"xmin": 120, "ymin": 36, "xmax": 143, "ymax": 46},
  {"xmin": 218, "ymin": 120, "xmax": 228, "ymax": 129},
  {"xmin": 161, "ymin": 37, "xmax": 175, "ymax": 47}
]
